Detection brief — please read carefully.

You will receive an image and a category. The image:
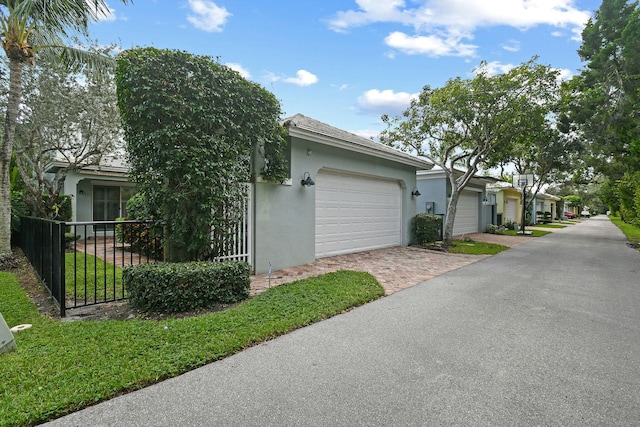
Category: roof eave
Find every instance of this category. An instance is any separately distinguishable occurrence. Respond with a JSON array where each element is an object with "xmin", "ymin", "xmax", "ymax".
[{"xmin": 288, "ymin": 126, "xmax": 433, "ymax": 170}]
